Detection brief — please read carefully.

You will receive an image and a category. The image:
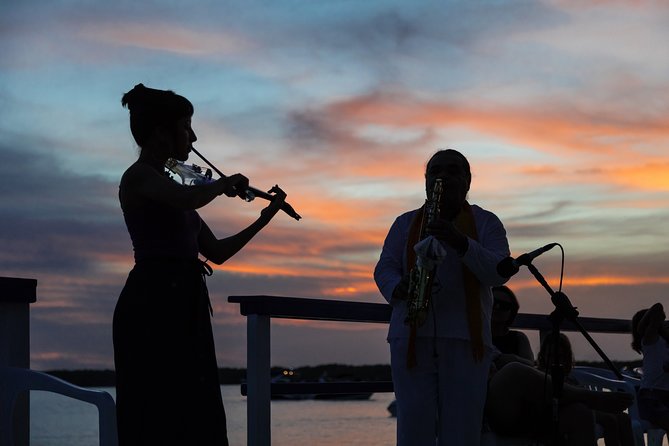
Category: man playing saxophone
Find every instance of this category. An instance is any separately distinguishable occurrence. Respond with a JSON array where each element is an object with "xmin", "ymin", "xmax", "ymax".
[{"xmin": 374, "ymin": 149, "xmax": 510, "ymax": 446}]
